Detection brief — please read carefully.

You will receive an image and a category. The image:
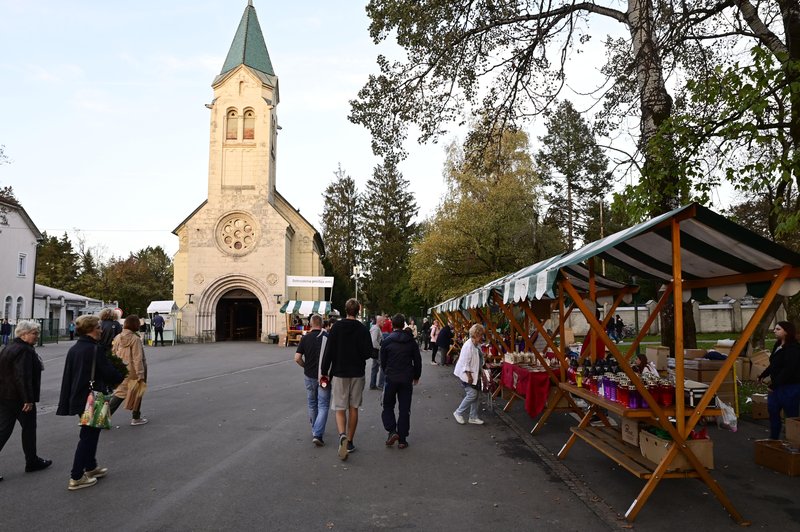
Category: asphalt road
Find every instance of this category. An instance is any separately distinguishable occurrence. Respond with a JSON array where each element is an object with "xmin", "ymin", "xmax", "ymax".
[{"xmin": 0, "ymin": 341, "xmax": 604, "ymax": 532}]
